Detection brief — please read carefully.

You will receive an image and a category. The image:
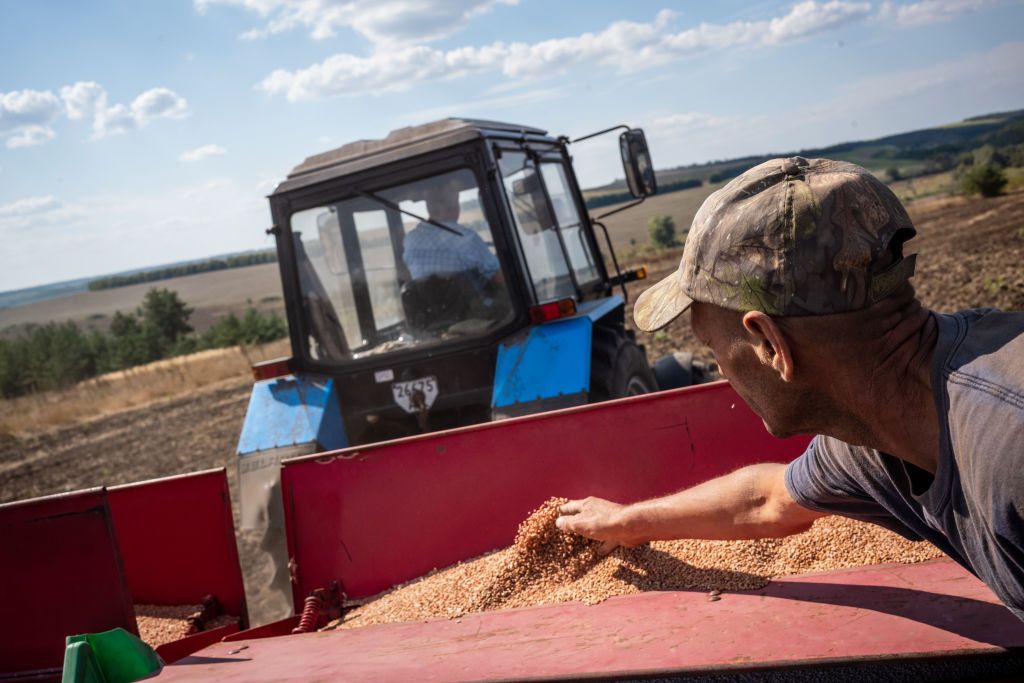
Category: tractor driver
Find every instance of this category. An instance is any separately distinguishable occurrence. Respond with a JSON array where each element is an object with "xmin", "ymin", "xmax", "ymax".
[
  {"xmin": 555, "ymin": 157, "xmax": 1024, "ymax": 620},
  {"xmin": 403, "ymin": 175, "xmax": 504, "ymax": 288}
]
